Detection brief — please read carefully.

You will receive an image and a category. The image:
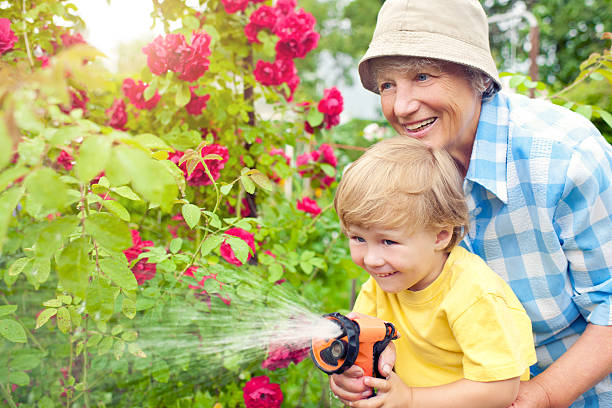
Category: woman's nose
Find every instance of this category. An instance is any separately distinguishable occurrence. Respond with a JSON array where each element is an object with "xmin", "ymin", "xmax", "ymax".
[{"xmin": 394, "ymin": 84, "xmax": 420, "ymax": 118}]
